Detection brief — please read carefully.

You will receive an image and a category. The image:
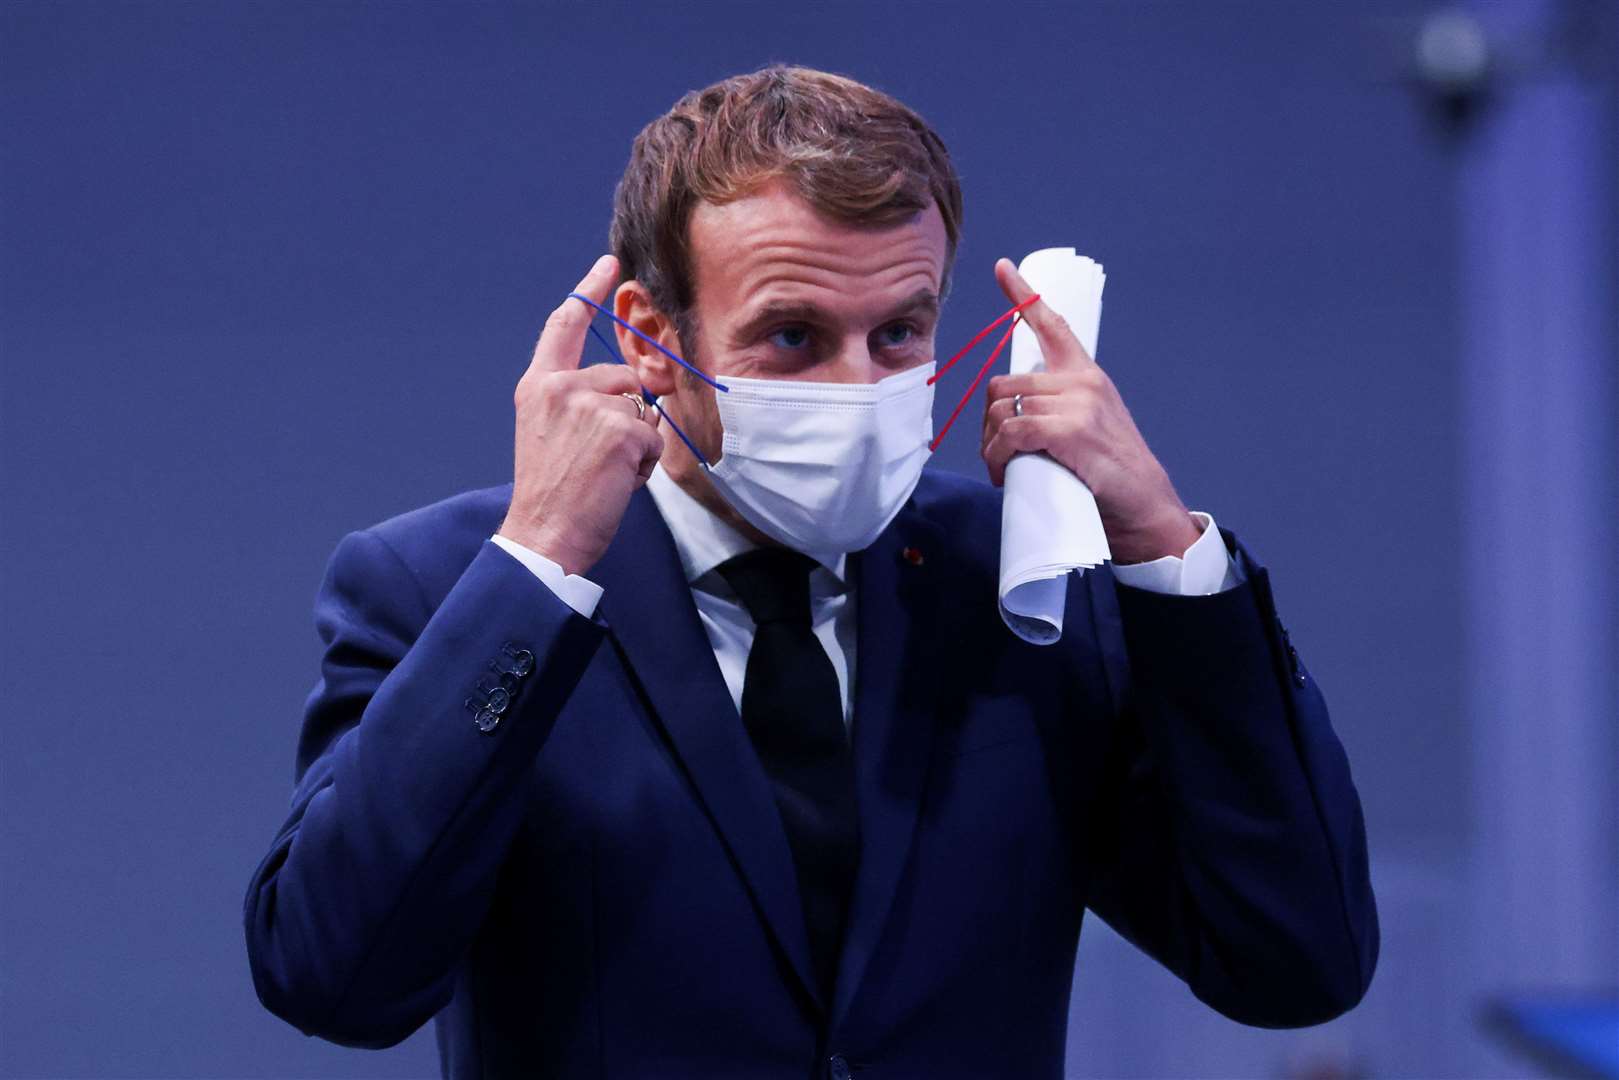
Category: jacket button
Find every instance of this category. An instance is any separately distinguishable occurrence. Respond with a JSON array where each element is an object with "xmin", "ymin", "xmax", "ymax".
[
  {"xmin": 827, "ymin": 1055, "xmax": 852, "ymax": 1080},
  {"xmin": 499, "ymin": 642, "xmax": 535, "ymax": 677}
]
